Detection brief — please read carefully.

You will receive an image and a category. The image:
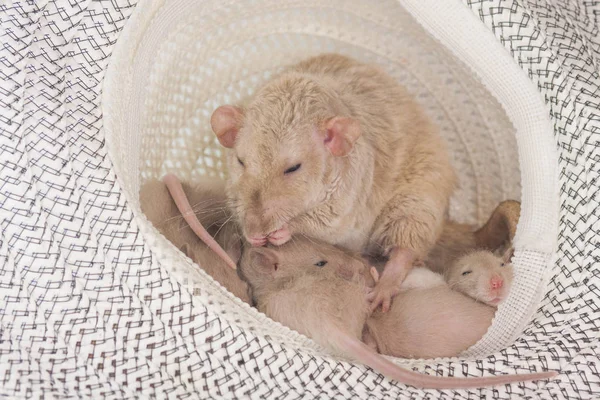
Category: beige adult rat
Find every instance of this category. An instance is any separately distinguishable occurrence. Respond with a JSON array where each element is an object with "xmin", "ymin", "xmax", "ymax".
[
  {"xmin": 139, "ymin": 176, "xmax": 250, "ymax": 303},
  {"xmin": 164, "ymin": 174, "xmax": 557, "ymax": 389},
  {"xmin": 210, "ymin": 53, "xmax": 457, "ymax": 311}
]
